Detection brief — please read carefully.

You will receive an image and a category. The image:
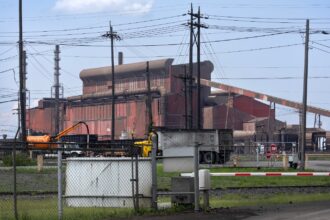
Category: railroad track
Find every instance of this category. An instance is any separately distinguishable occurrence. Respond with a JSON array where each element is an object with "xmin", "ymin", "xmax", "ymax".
[
  {"xmin": 211, "ymin": 185, "xmax": 330, "ymax": 196},
  {"xmin": 1, "ymin": 185, "xmax": 330, "ymax": 197}
]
